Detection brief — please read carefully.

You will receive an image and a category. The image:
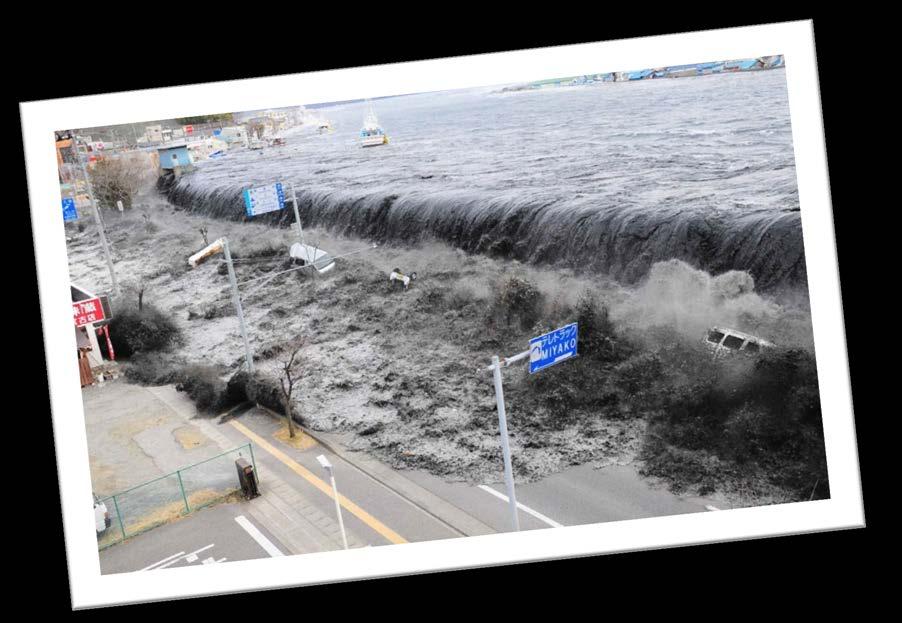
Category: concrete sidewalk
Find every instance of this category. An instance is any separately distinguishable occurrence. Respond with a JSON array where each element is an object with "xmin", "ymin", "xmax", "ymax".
[
  {"xmin": 85, "ymin": 380, "xmax": 352, "ymax": 555},
  {"xmin": 178, "ymin": 399, "xmax": 364, "ymax": 554}
]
